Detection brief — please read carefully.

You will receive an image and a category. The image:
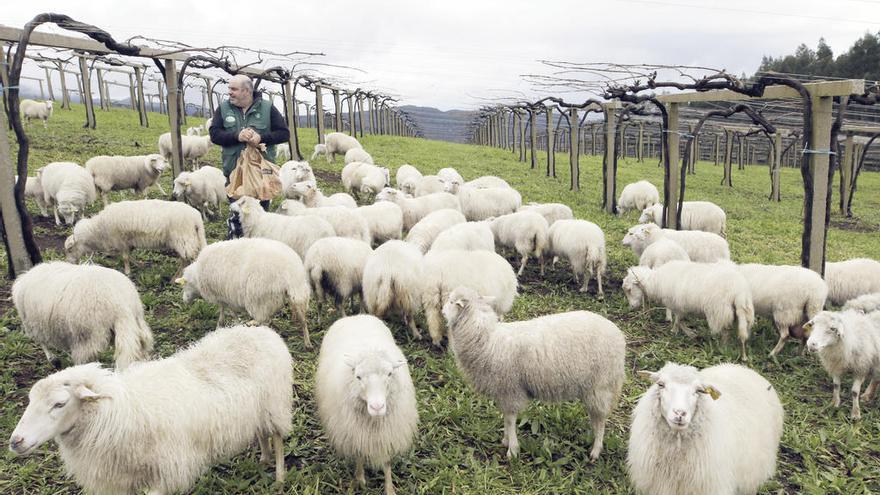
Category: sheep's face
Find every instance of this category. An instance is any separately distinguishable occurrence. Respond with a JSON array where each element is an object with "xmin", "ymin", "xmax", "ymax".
[
  {"xmin": 58, "ymin": 203, "xmax": 79, "ymax": 225},
  {"xmin": 443, "ymin": 179, "xmax": 462, "ymax": 194},
  {"xmin": 278, "ymin": 199, "xmax": 306, "ymax": 216},
  {"xmin": 289, "ymin": 181, "xmax": 315, "ymax": 198},
  {"xmin": 623, "ymin": 224, "xmax": 656, "ymax": 250},
  {"xmin": 638, "ymin": 207, "xmax": 654, "ymax": 224},
  {"xmin": 805, "ymin": 312, "xmax": 842, "ymax": 352},
  {"xmin": 172, "ymin": 174, "xmax": 192, "ymax": 200},
  {"xmin": 622, "ymin": 269, "xmax": 646, "ymax": 309},
  {"xmin": 146, "ymin": 154, "xmax": 168, "ymax": 174},
  {"xmin": 442, "ymin": 286, "xmax": 490, "ymax": 324},
  {"xmin": 639, "ymin": 363, "xmax": 720, "ymax": 431},
  {"xmin": 345, "ymin": 352, "xmax": 406, "ymax": 418},
  {"xmin": 292, "ymin": 163, "xmax": 313, "ymax": 182},
  {"xmin": 231, "ymin": 197, "xmax": 261, "ymax": 219},
  {"xmin": 176, "ymin": 265, "xmax": 200, "ymax": 303},
  {"xmin": 375, "ymin": 188, "xmax": 398, "ymax": 203}
]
